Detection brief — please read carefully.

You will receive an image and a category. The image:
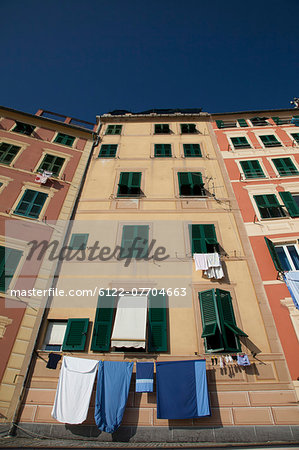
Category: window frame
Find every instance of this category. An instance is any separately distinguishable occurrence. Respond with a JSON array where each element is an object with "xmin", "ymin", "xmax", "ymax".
[
  {"xmin": 238, "ymin": 159, "xmax": 266, "ymax": 179},
  {"xmin": 154, "ymin": 124, "xmax": 170, "ymax": 134},
  {"xmin": 0, "ymin": 138, "xmax": 27, "ymax": 167},
  {"xmin": 178, "ymin": 172, "xmax": 205, "ymax": 197},
  {"xmin": 0, "ymin": 245, "xmax": 24, "ymax": 293},
  {"xmin": 11, "ymin": 121, "xmax": 36, "ymax": 136},
  {"xmin": 0, "ymin": 142, "xmax": 21, "ymax": 166},
  {"xmin": 154, "ymin": 144, "xmax": 172, "ymax": 158},
  {"xmin": 180, "ymin": 123, "xmax": 197, "ymax": 134},
  {"xmin": 230, "ymin": 136, "xmax": 252, "ymax": 149},
  {"xmin": 53, "ymin": 132, "xmax": 75, "ymax": 147},
  {"xmin": 188, "ymin": 223, "xmax": 219, "ymax": 255},
  {"xmin": 98, "ymin": 144, "xmax": 118, "ymax": 158},
  {"xmin": 10, "ymin": 184, "xmax": 55, "ymax": 221},
  {"xmin": 183, "ymin": 143, "xmax": 202, "ymax": 158},
  {"xmin": 270, "ymin": 157, "xmax": 299, "ymax": 177},
  {"xmin": 117, "ymin": 171, "xmax": 142, "ymax": 198},
  {"xmin": 275, "ymin": 244, "xmax": 299, "ymax": 271},
  {"xmin": 253, "ymin": 194, "xmax": 286, "ymax": 220},
  {"xmin": 105, "ymin": 124, "xmax": 122, "ymax": 135}
]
